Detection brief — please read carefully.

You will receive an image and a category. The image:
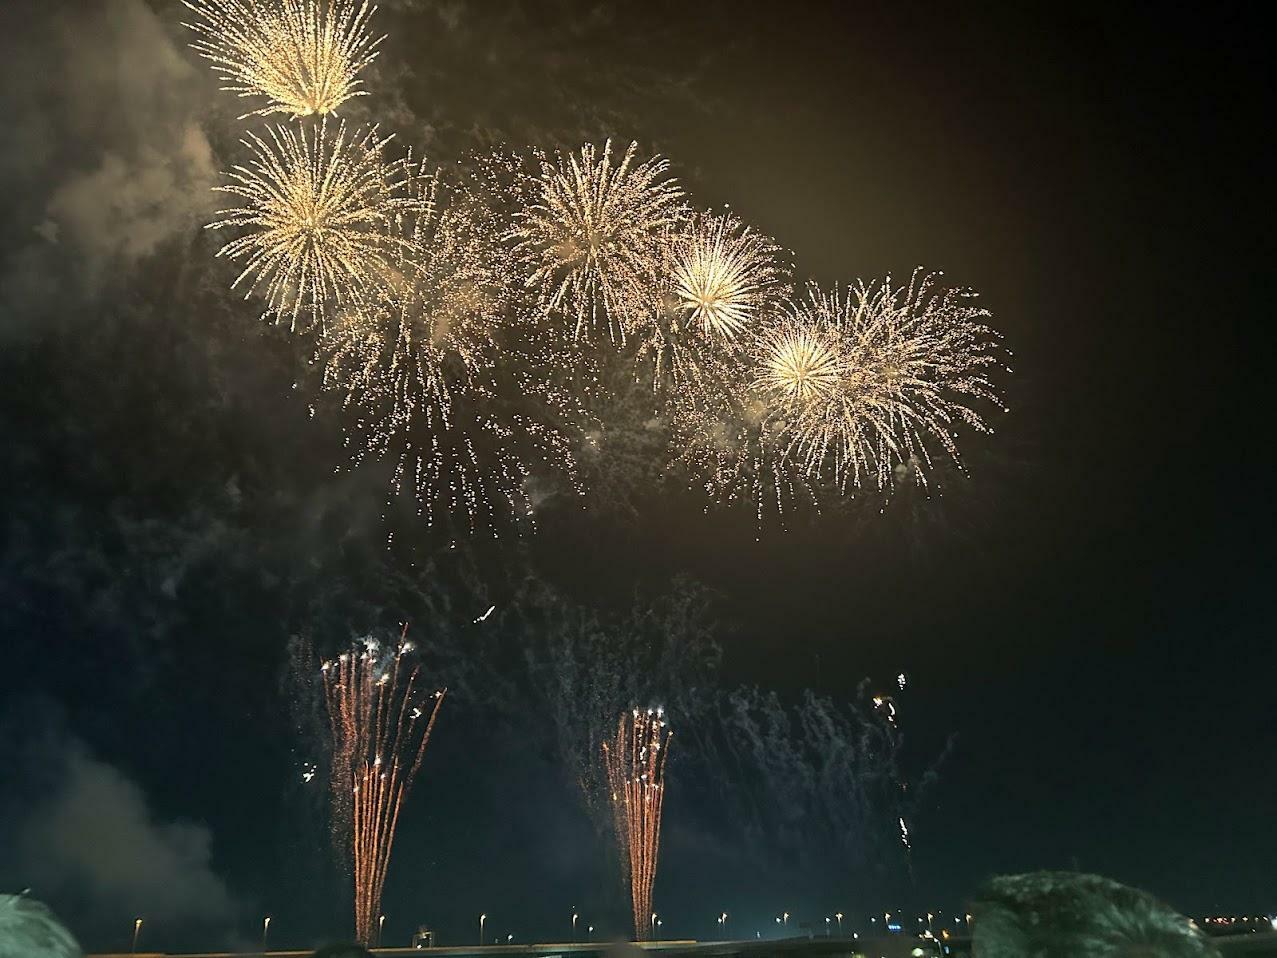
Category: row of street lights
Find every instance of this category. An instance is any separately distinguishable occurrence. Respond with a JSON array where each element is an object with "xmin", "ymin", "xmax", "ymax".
[{"xmin": 128, "ymin": 906, "xmax": 969, "ymax": 951}]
